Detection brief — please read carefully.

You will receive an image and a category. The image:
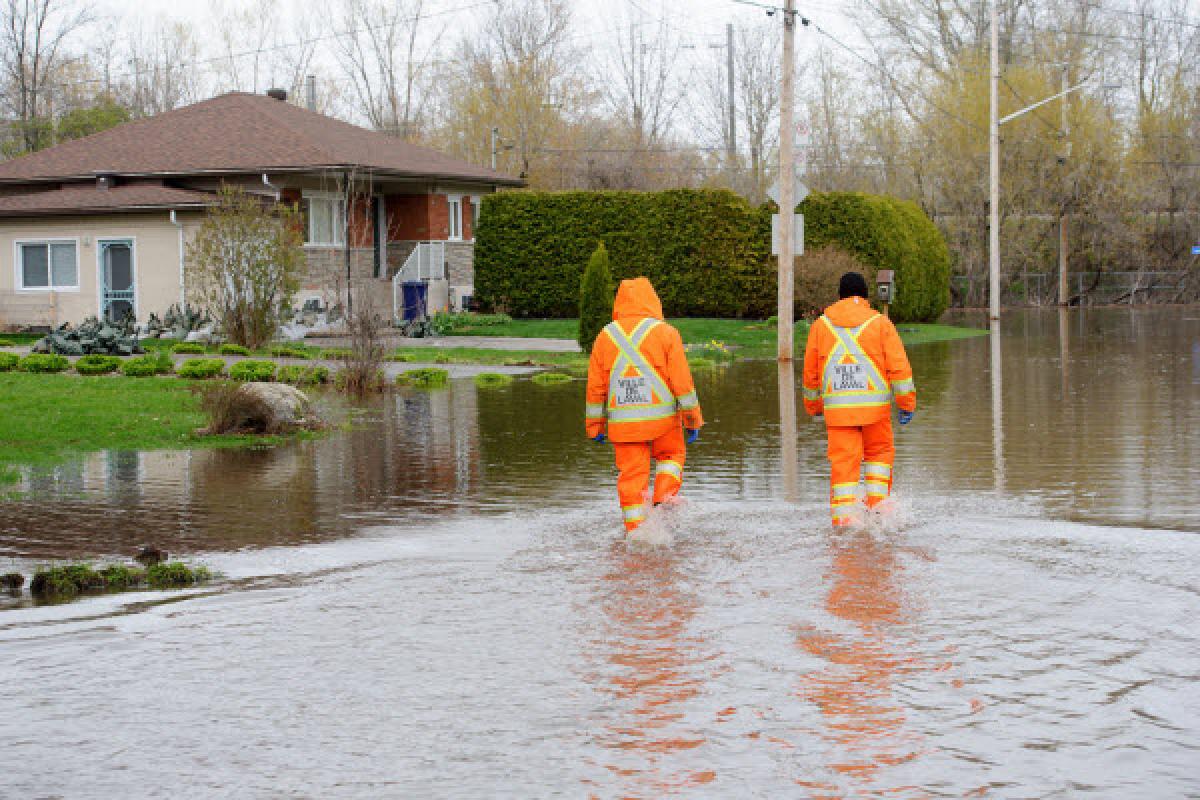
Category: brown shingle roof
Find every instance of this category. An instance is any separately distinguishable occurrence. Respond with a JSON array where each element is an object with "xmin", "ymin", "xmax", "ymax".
[
  {"xmin": 0, "ymin": 92, "xmax": 522, "ymax": 186},
  {"xmin": 0, "ymin": 185, "xmax": 216, "ymax": 216}
]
